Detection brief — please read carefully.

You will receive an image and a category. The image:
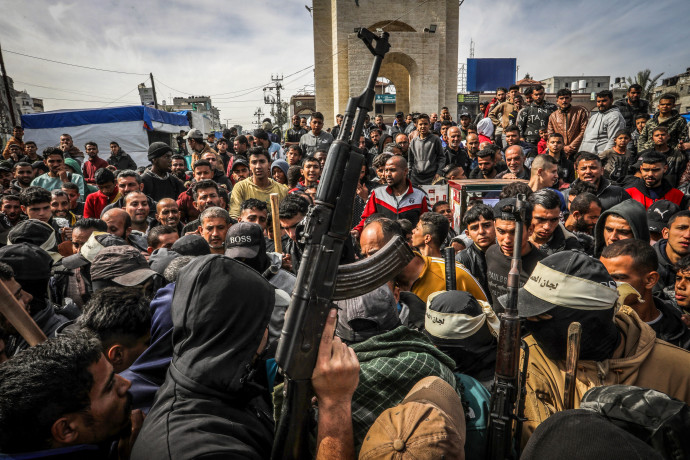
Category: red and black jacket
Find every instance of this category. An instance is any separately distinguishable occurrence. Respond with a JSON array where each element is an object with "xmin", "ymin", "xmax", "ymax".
[
  {"xmin": 353, "ymin": 180, "xmax": 430, "ymax": 233},
  {"xmin": 626, "ymin": 179, "xmax": 689, "ymax": 210}
]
